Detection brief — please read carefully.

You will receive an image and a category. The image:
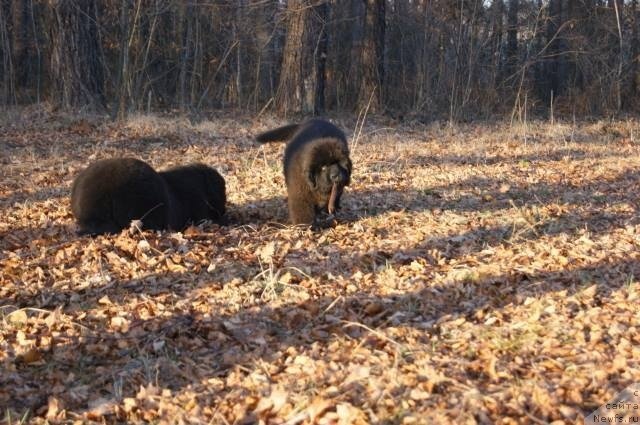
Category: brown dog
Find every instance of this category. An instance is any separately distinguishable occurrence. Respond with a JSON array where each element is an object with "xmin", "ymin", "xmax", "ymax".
[{"xmin": 256, "ymin": 119, "xmax": 352, "ymax": 225}]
